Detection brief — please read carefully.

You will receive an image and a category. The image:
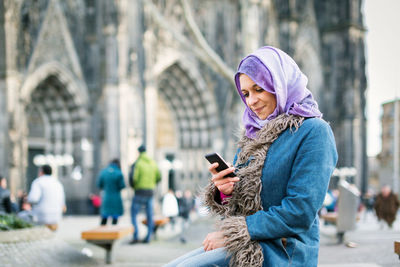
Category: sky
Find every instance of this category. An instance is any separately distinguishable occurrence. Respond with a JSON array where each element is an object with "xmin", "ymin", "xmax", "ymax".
[{"xmin": 364, "ymin": 0, "xmax": 400, "ymax": 156}]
